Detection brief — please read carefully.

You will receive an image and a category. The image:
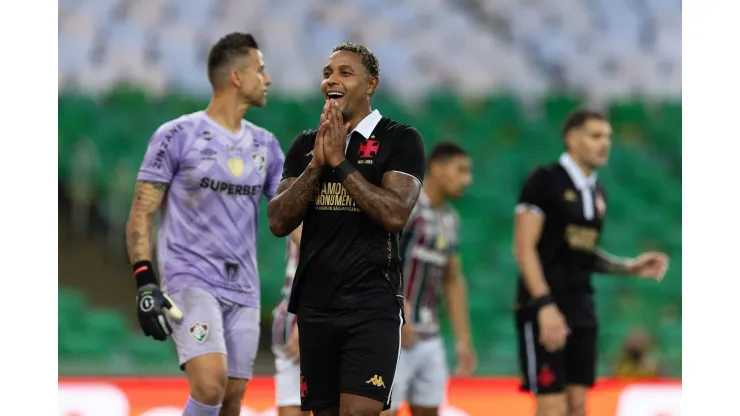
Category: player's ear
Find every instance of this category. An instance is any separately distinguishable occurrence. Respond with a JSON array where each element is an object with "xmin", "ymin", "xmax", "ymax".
[
  {"xmin": 564, "ymin": 130, "xmax": 576, "ymax": 150},
  {"xmin": 367, "ymin": 76, "xmax": 379, "ymax": 96},
  {"xmin": 230, "ymin": 70, "xmax": 242, "ymax": 89}
]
